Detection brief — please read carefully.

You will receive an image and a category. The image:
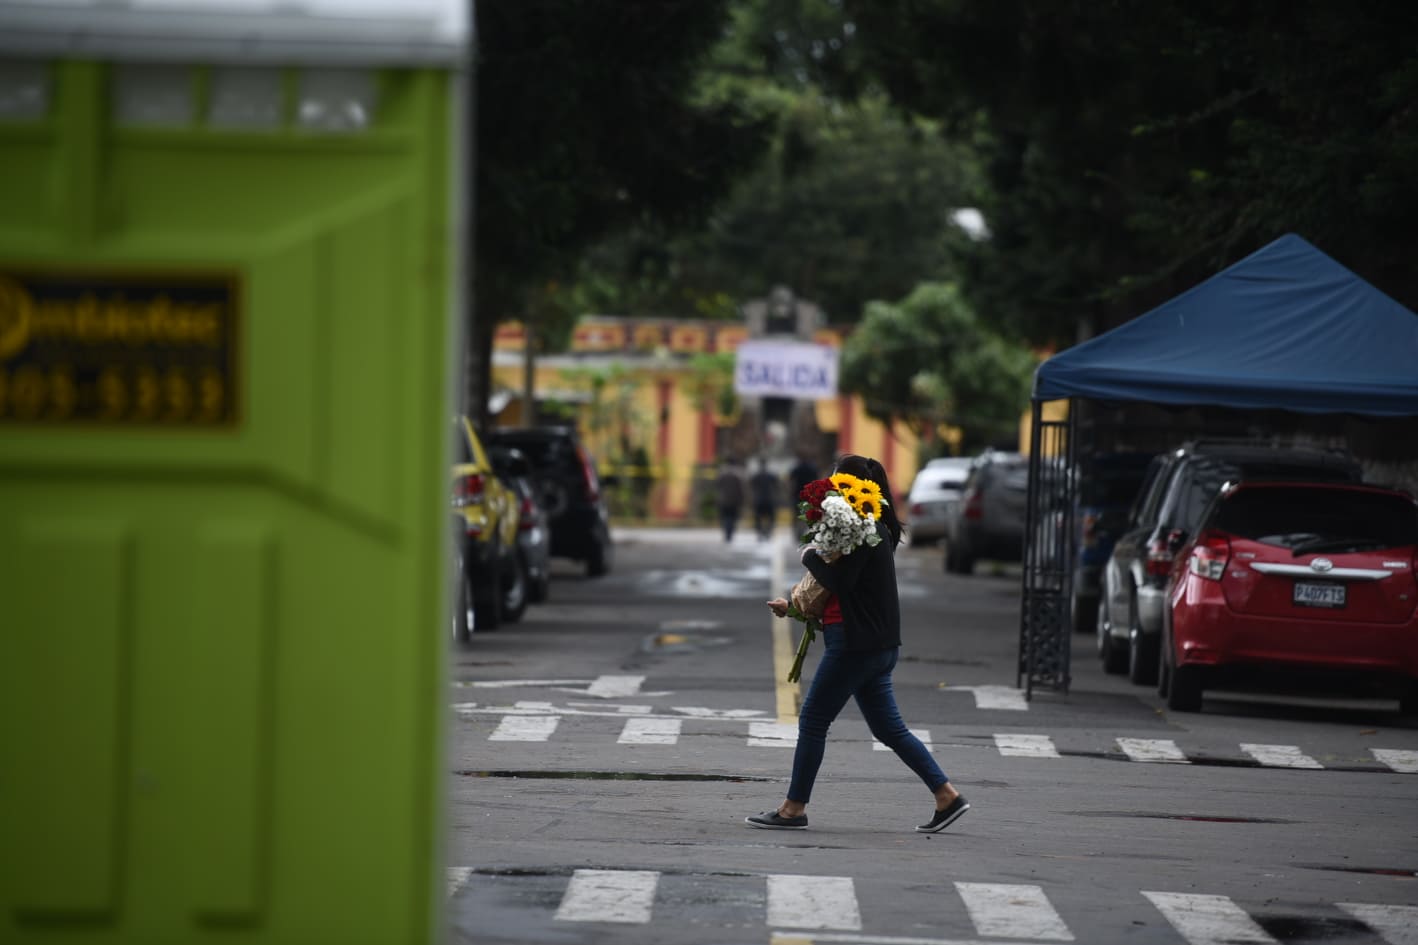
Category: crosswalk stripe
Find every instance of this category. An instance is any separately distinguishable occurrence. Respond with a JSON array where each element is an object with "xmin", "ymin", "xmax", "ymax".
[
  {"xmin": 489, "ymin": 715, "xmax": 559, "ymax": 741},
  {"xmin": 1240, "ymin": 743, "xmax": 1322, "ymax": 768},
  {"xmin": 1337, "ymin": 902, "xmax": 1418, "ymax": 945},
  {"xmin": 875, "ymin": 728, "xmax": 932, "ymax": 751},
  {"xmin": 1372, "ymin": 748, "xmax": 1418, "ymax": 773},
  {"xmin": 554, "ymin": 869, "xmax": 658, "ymax": 924},
  {"xmin": 955, "ymin": 882, "xmax": 1072, "ymax": 940},
  {"xmin": 941, "ymin": 685, "xmax": 1030, "ymax": 710},
  {"xmin": 1143, "ymin": 892, "xmax": 1277, "ymax": 945},
  {"xmin": 768, "ymin": 874, "xmax": 862, "ymax": 931},
  {"xmin": 446, "ymin": 866, "xmax": 473, "ymax": 898},
  {"xmin": 749, "ymin": 721, "xmax": 800, "ymax": 748},
  {"xmin": 618, "ymin": 717, "xmax": 681, "ymax": 745},
  {"xmin": 994, "ymin": 734, "xmax": 1061, "ymax": 758},
  {"xmin": 1117, "ymin": 738, "xmax": 1189, "ymax": 764}
]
